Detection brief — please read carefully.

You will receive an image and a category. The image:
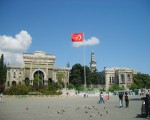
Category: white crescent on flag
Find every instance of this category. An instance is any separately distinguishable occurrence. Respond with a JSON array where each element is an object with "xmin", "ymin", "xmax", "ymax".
[{"xmin": 71, "ymin": 33, "xmax": 83, "ymax": 42}]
